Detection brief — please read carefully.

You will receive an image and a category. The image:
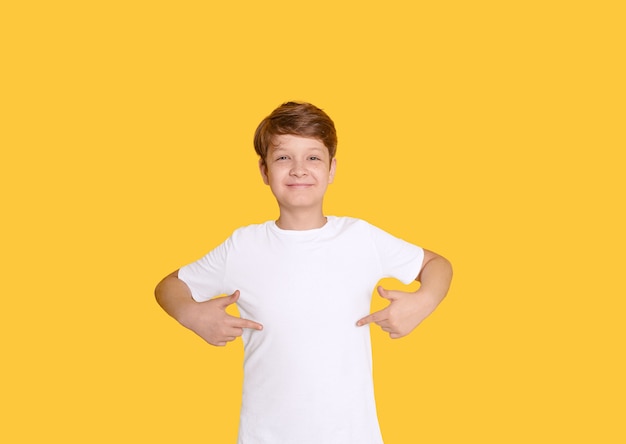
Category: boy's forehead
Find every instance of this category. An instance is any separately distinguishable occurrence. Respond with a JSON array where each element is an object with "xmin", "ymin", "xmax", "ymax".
[{"xmin": 271, "ymin": 135, "xmax": 327, "ymax": 152}]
